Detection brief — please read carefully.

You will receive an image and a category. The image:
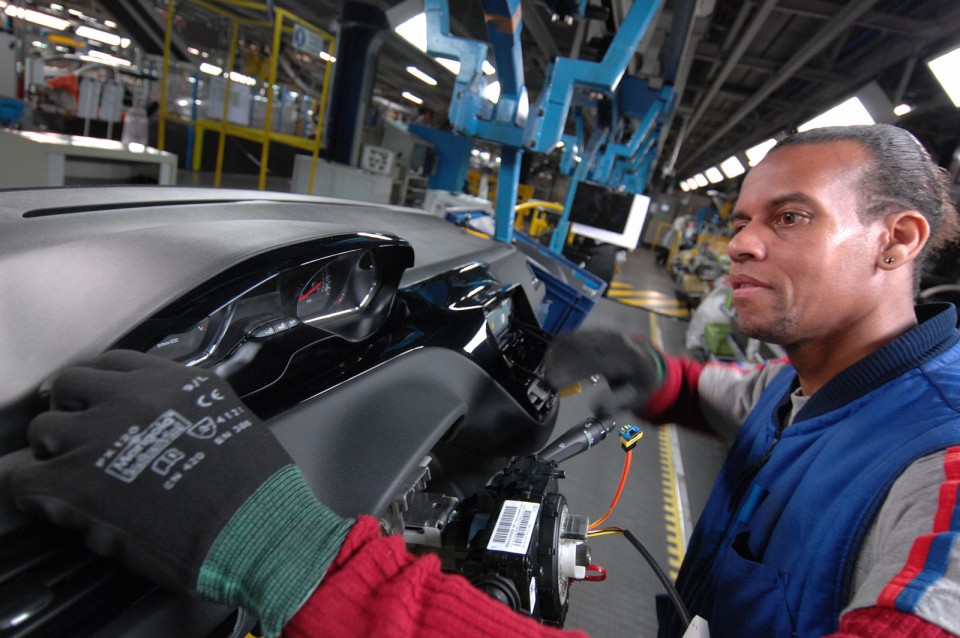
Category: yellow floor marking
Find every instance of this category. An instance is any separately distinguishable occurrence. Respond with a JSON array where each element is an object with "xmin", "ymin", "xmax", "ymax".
[
  {"xmin": 607, "ymin": 283, "xmax": 691, "ymax": 318},
  {"xmin": 659, "ymin": 427, "xmax": 686, "ymax": 579},
  {"xmin": 649, "ymin": 313, "xmax": 687, "ymax": 581}
]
